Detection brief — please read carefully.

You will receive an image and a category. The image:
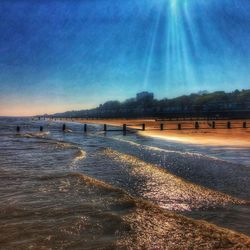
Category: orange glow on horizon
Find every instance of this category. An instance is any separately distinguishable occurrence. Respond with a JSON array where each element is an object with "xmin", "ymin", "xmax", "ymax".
[{"xmin": 0, "ymin": 103, "xmax": 94, "ymax": 117}]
